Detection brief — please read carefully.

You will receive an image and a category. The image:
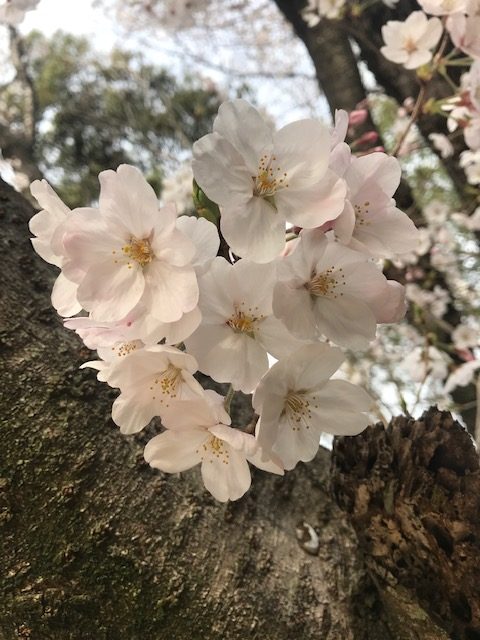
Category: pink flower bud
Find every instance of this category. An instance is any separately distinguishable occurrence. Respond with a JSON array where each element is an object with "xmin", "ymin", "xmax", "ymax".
[{"xmin": 349, "ymin": 109, "xmax": 368, "ymax": 126}]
